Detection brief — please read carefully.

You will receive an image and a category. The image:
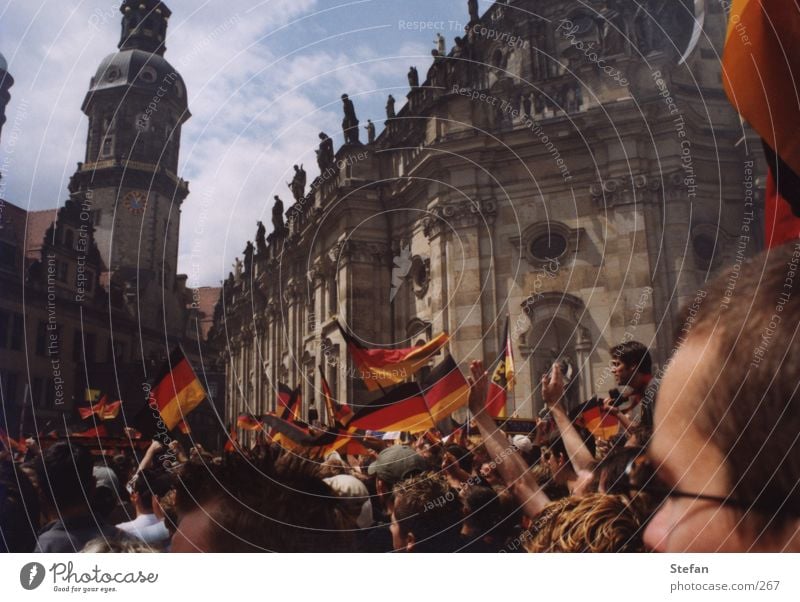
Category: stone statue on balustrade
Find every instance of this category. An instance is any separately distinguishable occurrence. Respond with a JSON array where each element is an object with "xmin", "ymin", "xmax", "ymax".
[
  {"xmin": 341, "ymin": 94, "xmax": 360, "ymax": 144},
  {"xmin": 316, "ymin": 132, "xmax": 335, "ymax": 171}
]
